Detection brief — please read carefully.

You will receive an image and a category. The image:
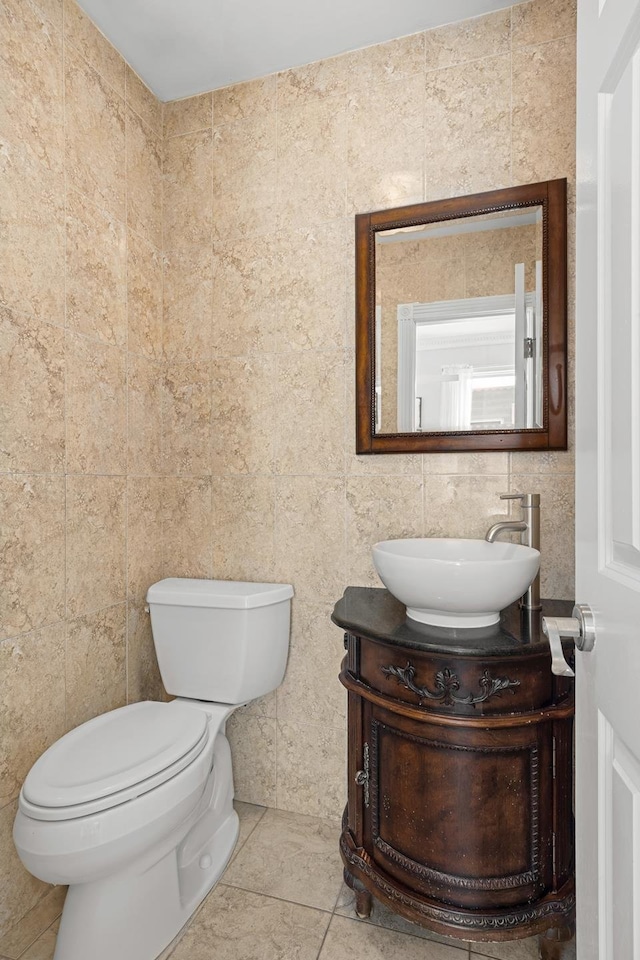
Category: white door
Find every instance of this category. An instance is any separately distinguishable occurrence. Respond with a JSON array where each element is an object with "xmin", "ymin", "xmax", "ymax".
[{"xmin": 576, "ymin": 0, "xmax": 640, "ymax": 955}]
